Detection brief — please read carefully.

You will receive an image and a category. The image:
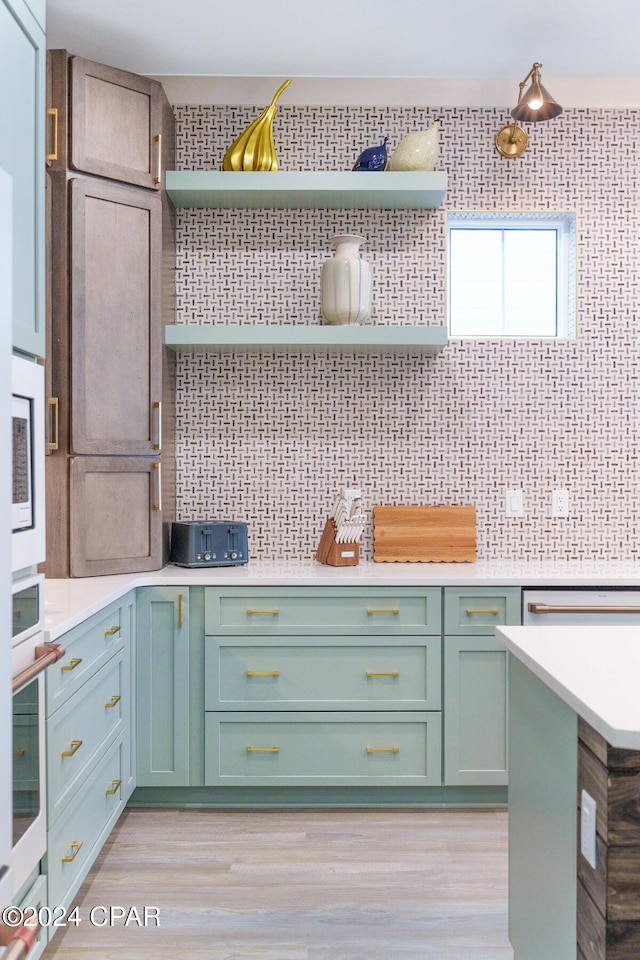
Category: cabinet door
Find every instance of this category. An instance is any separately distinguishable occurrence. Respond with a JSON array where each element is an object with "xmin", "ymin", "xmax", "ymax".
[
  {"xmin": 0, "ymin": 0, "xmax": 45, "ymax": 356},
  {"xmin": 69, "ymin": 176, "xmax": 162, "ymax": 454},
  {"xmin": 69, "ymin": 457, "xmax": 163, "ymax": 576},
  {"xmin": 443, "ymin": 635, "xmax": 508, "ymax": 786},
  {"xmin": 69, "ymin": 56, "xmax": 163, "ymax": 189},
  {"xmin": 136, "ymin": 587, "xmax": 190, "ymax": 786}
]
